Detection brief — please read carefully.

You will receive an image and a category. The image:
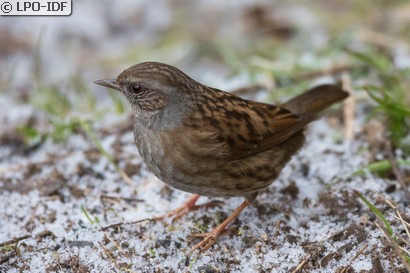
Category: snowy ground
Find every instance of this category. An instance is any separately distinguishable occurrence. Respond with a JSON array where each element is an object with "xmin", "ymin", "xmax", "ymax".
[
  {"xmin": 1, "ymin": 1, "xmax": 410, "ymax": 272},
  {"xmin": 1, "ymin": 109, "xmax": 407, "ymax": 272}
]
